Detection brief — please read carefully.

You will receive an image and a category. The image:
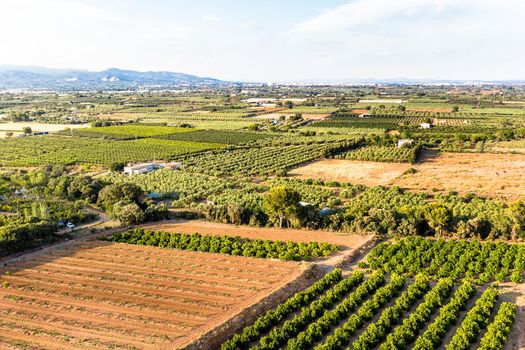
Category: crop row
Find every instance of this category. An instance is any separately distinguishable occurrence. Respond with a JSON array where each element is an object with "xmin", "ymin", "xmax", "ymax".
[
  {"xmin": 378, "ymin": 277, "xmax": 454, "ymax": 349},
  {"xmin": 367, "ymin": 237, "xmax": 525, "ymax": 282},
  {"xmin": 334, "ymin": 145, "xmax": 421, "ymax": 163},
  {"xmin": 478, "ymin": 301, "xmax": 517, "ymax": 350},
  {"xmin": 412, "ymin": 280, "xmax": 477, "ymax": 349},
  {"xmin": 349, "ymin": 274, "xmax": 430, "ymax": 350},
  {"xmin": 221, "ymin": 269, "xmax": 344, "ymax": 350},
  {"xmin": 445, "ymin": 287, "xmax": 499, "ymax": 350},
  {"xmin": 313, "ymin": 273, "xmax": 406, "ymax": 350},
  {"xmin": 177, "ymin": 142, "xmax": 357, "ymax": 177},
  {"xmin": 156, "ymin": 129, "xmax": 275, "ymax": 145},
  {"xmin": 104, "ymin": 228, "xmax": 339, "ymax": 261},
  {"xmin": 252, "ymin": 271, "xmax": 367, "ymax": 350},
  {"xmin": 0, "ymin": 136, "xmax": 222, "ymax": 166},
  {"xmin": 284, "ymin": 271, "xmax": 387, "ymax": 349}
]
